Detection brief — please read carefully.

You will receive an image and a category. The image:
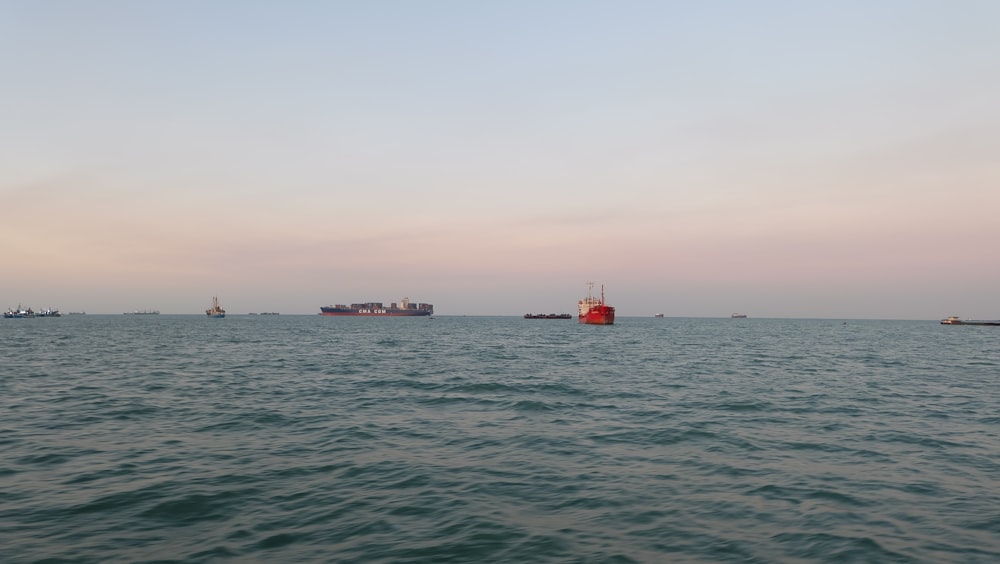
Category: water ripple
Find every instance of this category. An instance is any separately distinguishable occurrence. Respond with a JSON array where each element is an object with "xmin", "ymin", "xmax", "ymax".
[{"xmin": 1, "ymin": 316, "xmax": 998, "ymax": 562}]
